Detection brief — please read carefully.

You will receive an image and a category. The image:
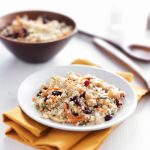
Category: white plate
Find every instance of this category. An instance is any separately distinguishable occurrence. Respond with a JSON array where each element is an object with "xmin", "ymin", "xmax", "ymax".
[{"xmin": 18, "ymin": 65, "xmax": 137, "ymax": 131}]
